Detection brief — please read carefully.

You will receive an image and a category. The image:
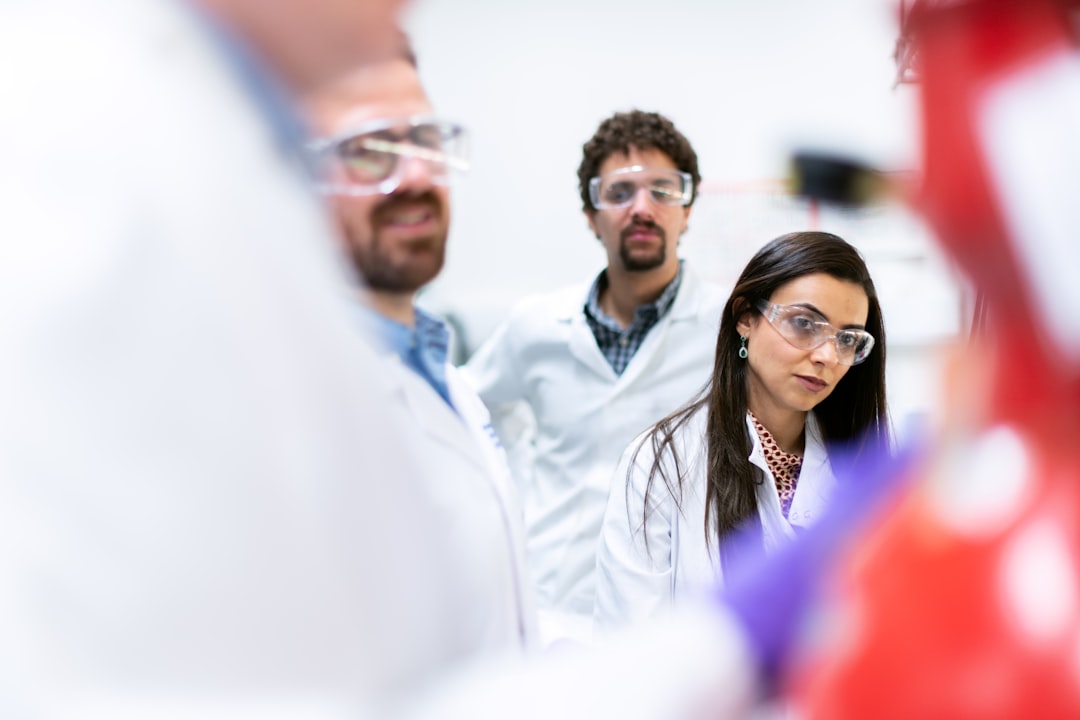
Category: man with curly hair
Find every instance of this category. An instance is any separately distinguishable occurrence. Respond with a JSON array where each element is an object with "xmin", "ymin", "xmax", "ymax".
[{"xmin": 464, "ymin": 110, "xmax": 726, "ymax": 646}]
